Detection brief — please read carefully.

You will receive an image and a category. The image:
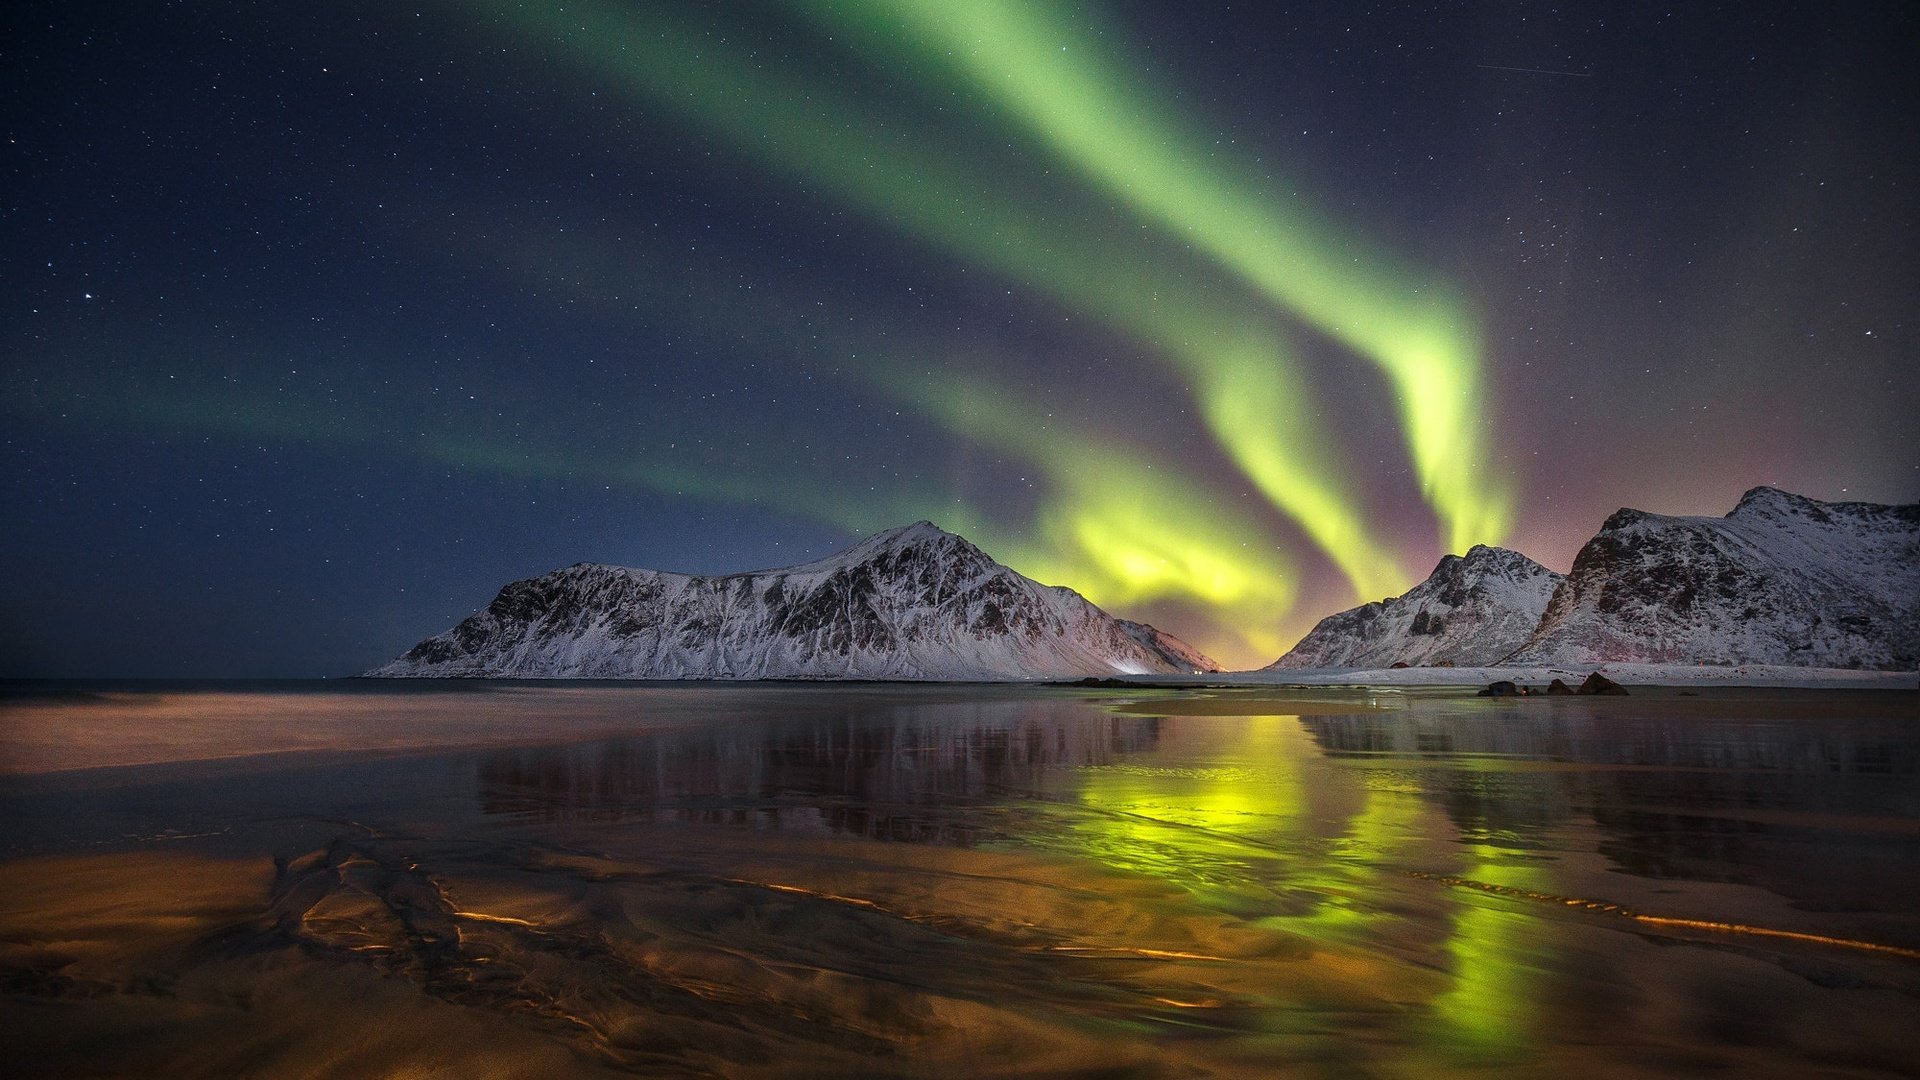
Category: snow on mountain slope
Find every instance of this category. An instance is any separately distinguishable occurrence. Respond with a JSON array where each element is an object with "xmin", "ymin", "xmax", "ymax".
[
  {"xmin": 368, "ymin": 522, "xmax": 1218, "ymax": 680},
  {"xmin": 1267, "ymin": 546, "xmax": 1563, "ymax": 669},
  {"xmin": 1117, "ymin": 619, "xmax": 1223, "ymax": 674},
  {"xmin": 1507, "ymin": 487, "xmax": 1919, "ymax": 668}
]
